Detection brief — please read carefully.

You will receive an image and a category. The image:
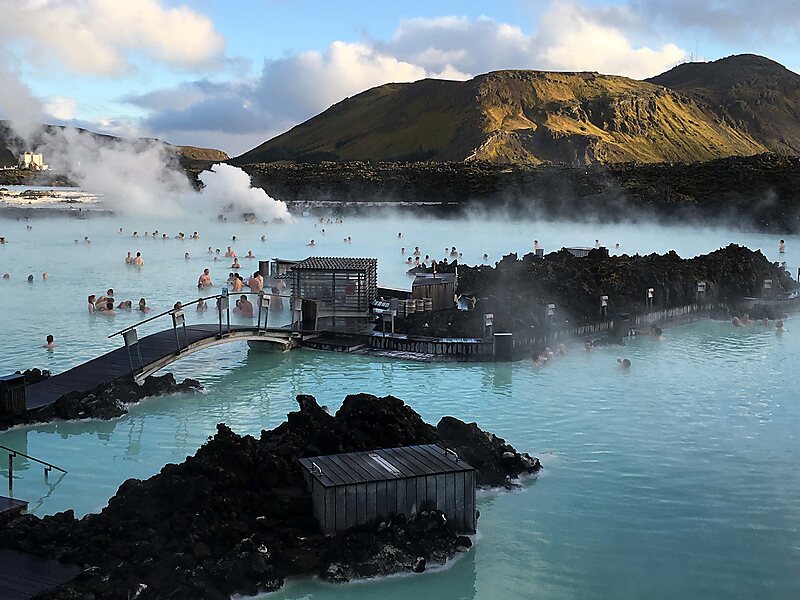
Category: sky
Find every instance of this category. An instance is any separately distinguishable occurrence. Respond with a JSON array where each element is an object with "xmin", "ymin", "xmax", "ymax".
[{"xmin": 0, "ymin": 0, "xmax": 798, "ymax": 156}]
